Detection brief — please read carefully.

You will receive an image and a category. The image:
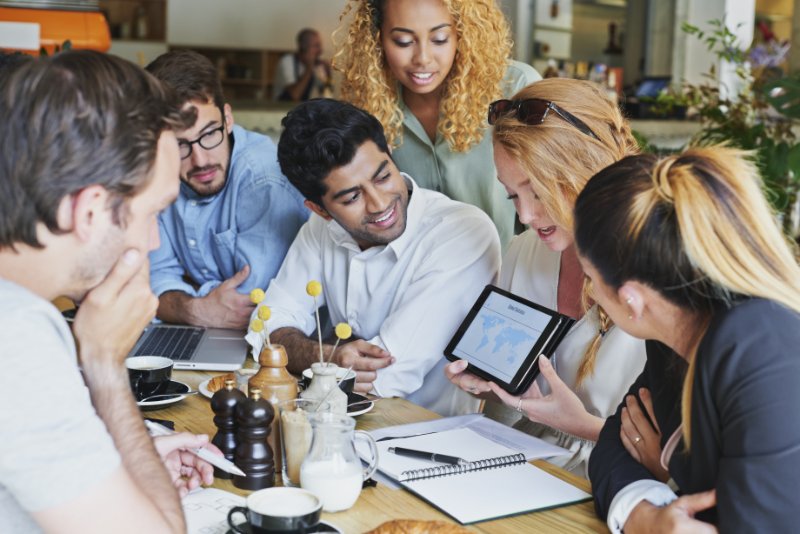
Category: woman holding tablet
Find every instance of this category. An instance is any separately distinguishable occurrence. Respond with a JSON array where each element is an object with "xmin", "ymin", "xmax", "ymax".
[
  {"xmin": 575, "ymin": 147, "xmax": 800, "ymax": 532},
  {"xmin": 445, "ymin": 78, "xmax": 647, "ymax": 476},
  {"xmin": 333, "ymin": 0, "xmax": 540, "ymax": 246}
]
